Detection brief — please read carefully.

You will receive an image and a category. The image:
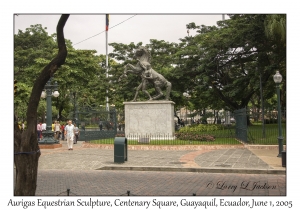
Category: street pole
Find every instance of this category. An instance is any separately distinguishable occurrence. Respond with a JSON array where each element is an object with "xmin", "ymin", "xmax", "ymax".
[
  {"xmin": 273, "ymin": 71, "xmax": 283, "ymax": 157},
  {"xmin": 183, "ymin": 92, "xmax": 190, "ymax": 125},
  {"xmin": 258, "ymin": 67, "xmax": 266, "ymax": 138},
  {"xmin": 276, "ymin": 83, "xmax": 283, "ymax": 157},
  {"xmin": 72, "ymin": 91, "xmax": 79, "ymax": 125},
  {"xmin": 105, "ymin": 14, "xmax": 109, "ymax": 112},
  {"xmin": 39, "ymin": 78, "xmax": 59, "ymax": 144},
  {"xmin": 75, "ymin": 103, "xmax": 79, "ymax": 126}
]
